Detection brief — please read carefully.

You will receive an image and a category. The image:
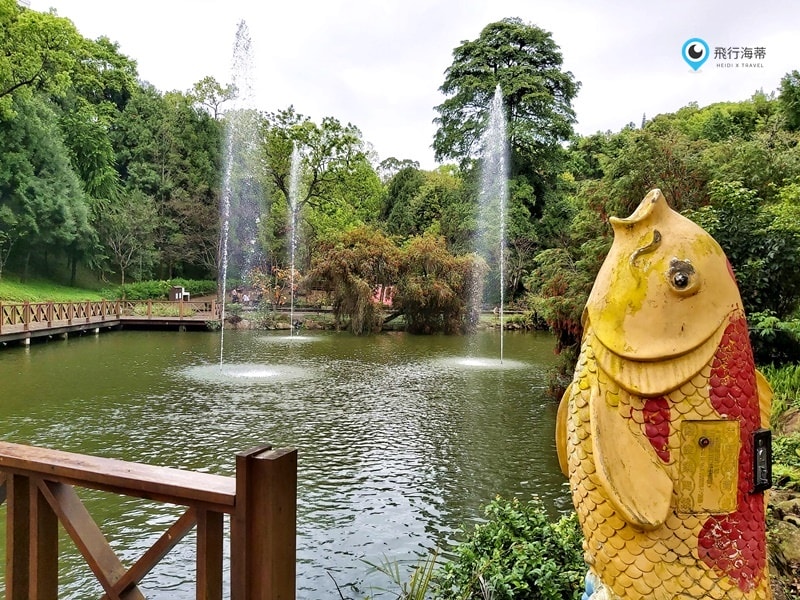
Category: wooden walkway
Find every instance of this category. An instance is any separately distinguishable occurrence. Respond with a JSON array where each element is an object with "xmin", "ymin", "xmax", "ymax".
[{"xmin": 0, "ymin": 300, "xmax": 219, "ymax": 344}]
